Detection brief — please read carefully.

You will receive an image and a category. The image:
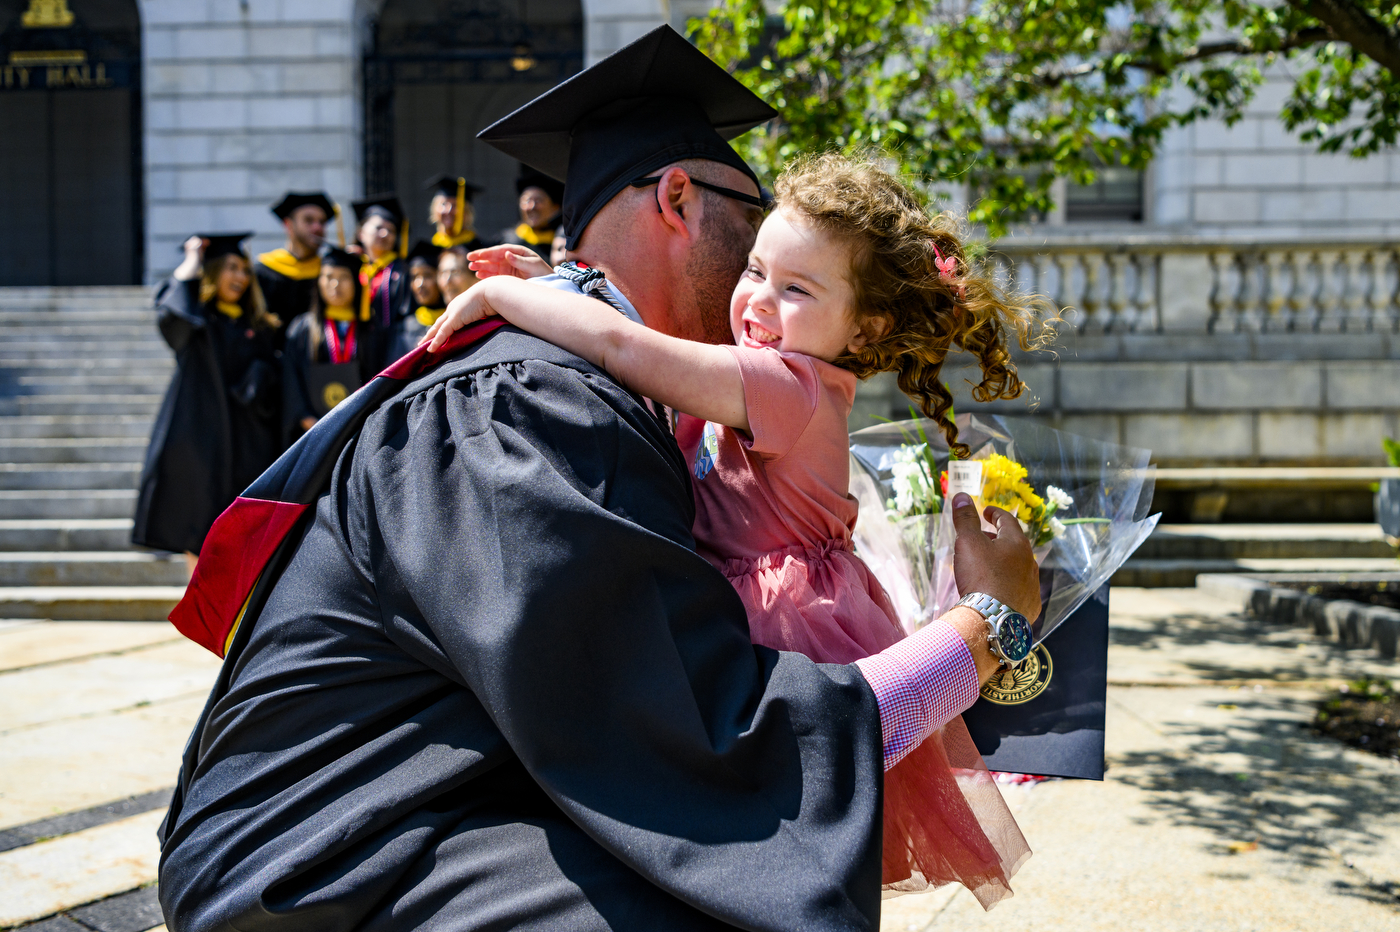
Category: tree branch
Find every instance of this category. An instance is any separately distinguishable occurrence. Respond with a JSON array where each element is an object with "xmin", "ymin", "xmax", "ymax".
[
  {"xmin": 1128, "ymin": 27, "xmax": 1331, "ymax": 74},
  {"xmin": 1287, "ymin": 0, "xmax": 1400, "ymax": 75}
]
